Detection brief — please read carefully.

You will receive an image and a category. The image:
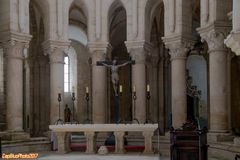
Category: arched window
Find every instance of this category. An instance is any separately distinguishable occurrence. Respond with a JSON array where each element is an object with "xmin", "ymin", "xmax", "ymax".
[{"xmin": 64, "ymin": 56, "xmax": 70, "ymax": 92}]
